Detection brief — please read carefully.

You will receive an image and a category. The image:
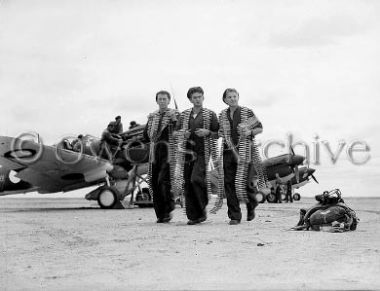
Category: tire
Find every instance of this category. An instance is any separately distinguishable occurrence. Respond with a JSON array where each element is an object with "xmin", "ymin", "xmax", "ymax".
[
  {"xmin": 97, "ymin": 186, "xmax": 119, "ymax": 209},
  {"xmin": 255, "ymin": 192, "xmax": 266, "ymax": 204},
  {"xmin": 266, "ymin": 193, "xmax": 277, "ymax": 203},
  {"xmin": 135, "ymin": 187, "xmax": 153, "ymax": 208},
  {"xmin": 136, "ymin": 187, "xmax": 151, "ymax": 202},
  {"xmin": 293, "ymin": 193, "xmax": 301, "ymax": 201}
]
